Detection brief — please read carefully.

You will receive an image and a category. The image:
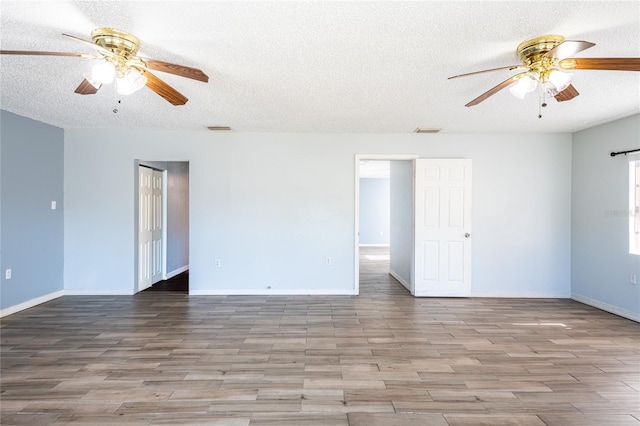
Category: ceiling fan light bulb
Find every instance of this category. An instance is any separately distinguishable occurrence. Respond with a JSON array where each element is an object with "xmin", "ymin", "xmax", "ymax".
[
  {"xmin": 117, "ymin": 69, "xmax": 147, "ymax": 95},
  {"xmin": 91, "ymin": 61, "xmax": 115, "ymax": 84},
  {"xmin": 509, "ymin": 74, "xmax": 538, "ymax": 99},
  {"xmin": 548, "ymin": 70, "xmax": 573, "ymax": 92},
  {"xmin": 134, "ymin": 74, "xmax": 148, "ymax": 91},
  {"xmin": 545, "ymin": 82, "xmax": 561, "ymax": 96},
  {"xmin": 116, "ymin": 77, "xmax": 135, "ymax": 95},
  {"xmin": 509, "ymin": 85, "xmax": 526, "ymax": 99}
]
